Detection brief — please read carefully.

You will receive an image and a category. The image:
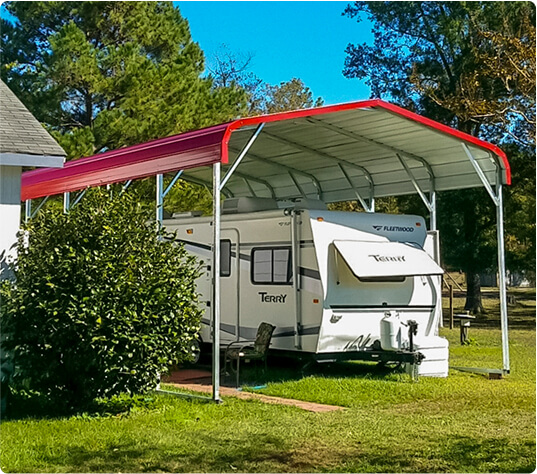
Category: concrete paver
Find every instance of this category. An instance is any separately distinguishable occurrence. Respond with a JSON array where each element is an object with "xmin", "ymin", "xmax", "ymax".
[{"xmin": 162, "ymin": 370, "xmax": 344, "ymax": 413}]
